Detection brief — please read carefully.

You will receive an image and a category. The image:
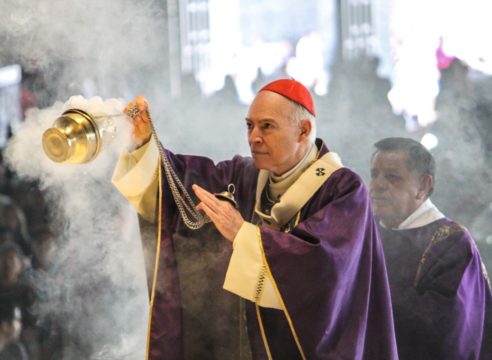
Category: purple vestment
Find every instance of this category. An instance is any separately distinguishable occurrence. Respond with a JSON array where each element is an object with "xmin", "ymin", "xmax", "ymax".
[
  {"xmin": 147, "ymin": 139, "xmax": 398, "ymax": 359},
  {"xmin": 380, "ymin": 218, "xmax": 492, "ymax": 360}
]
